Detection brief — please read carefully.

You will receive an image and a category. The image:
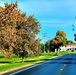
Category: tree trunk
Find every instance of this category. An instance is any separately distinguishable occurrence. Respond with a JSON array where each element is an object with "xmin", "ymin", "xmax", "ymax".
[
  {"xmin": 22, "ymin": 56, "xmax": 24, "ymax": 63},
  {"xmin": 55, "ymin": 48, "xmax": 58, "ymax": 56}
]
